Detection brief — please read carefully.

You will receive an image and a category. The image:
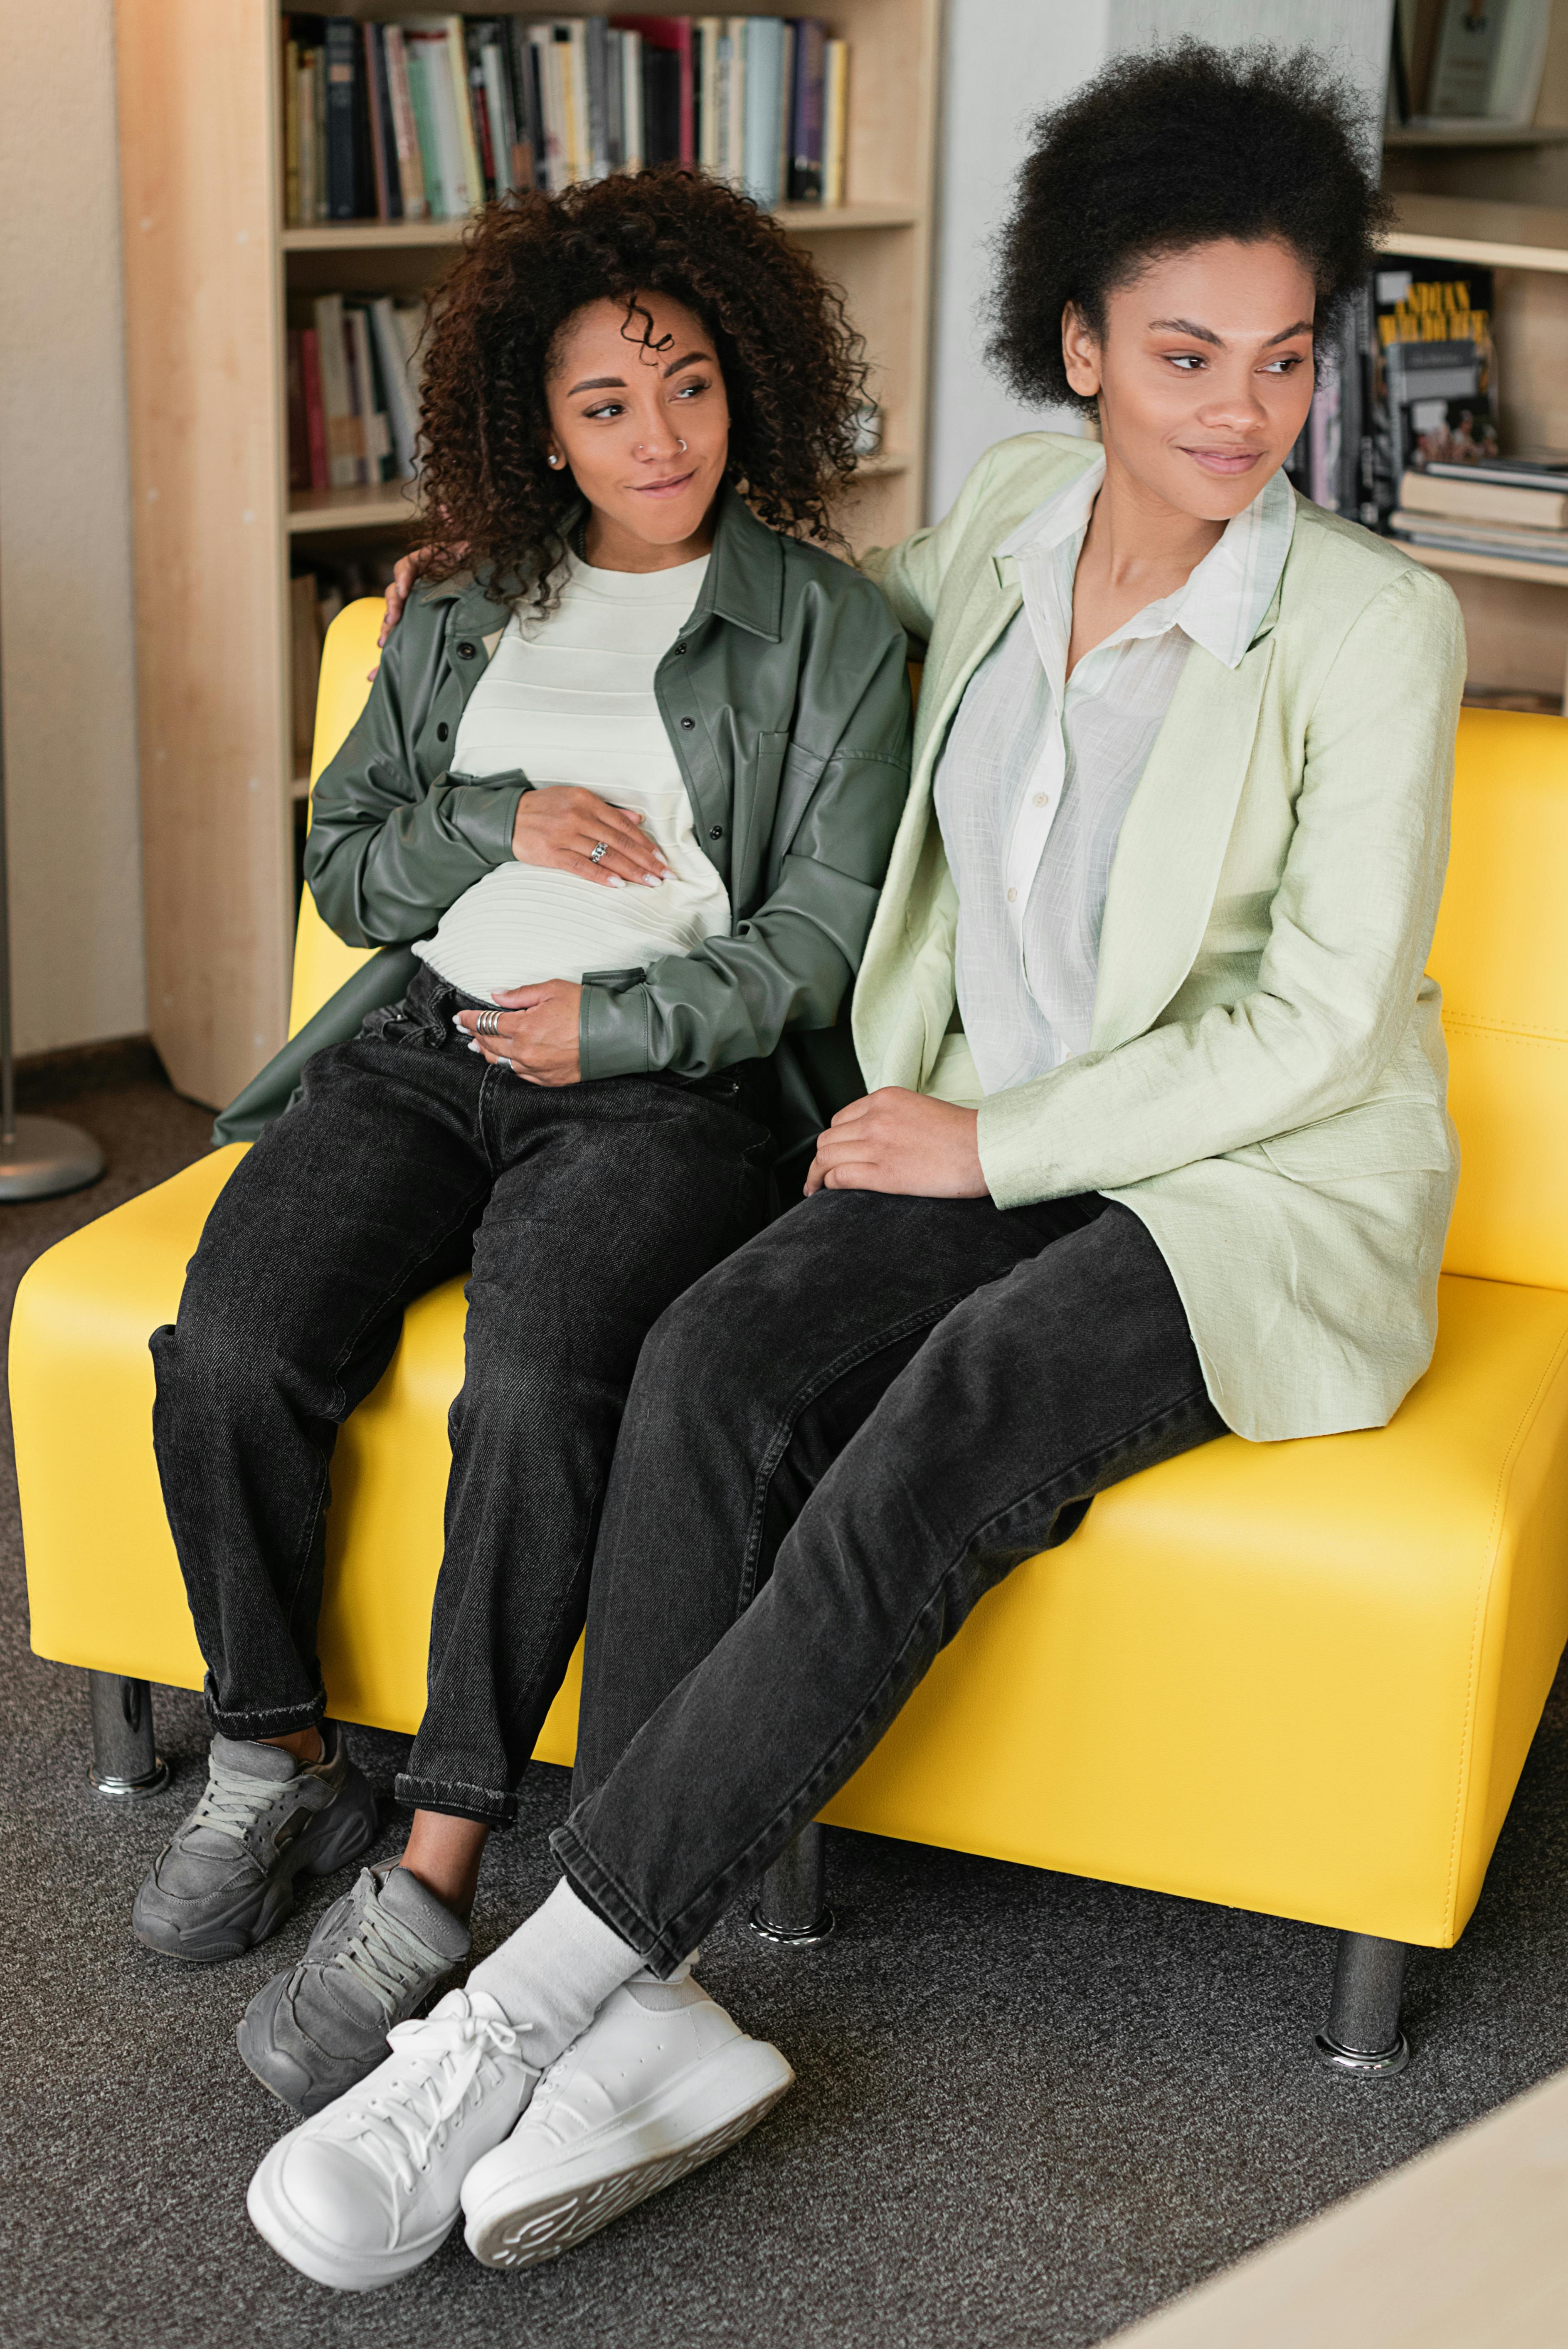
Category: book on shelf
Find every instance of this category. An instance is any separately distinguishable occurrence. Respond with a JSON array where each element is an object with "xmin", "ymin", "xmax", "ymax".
[
  {"xmin": 282, "ymin": 15, "xmax": 851, "ymax": 226},
  {"xmin": 1390, "ymin": 517, "xmax": 1568, "ymax": 566},
  {"xmin": 1388, "ymin": 0, "xmax": 1552, "ymax": 130},
  {"xmin": 288, "ymin": 298, "xmax": 426, "ymax": 495},
  {"xmin": 1399, "ymin": 468, "xmax": 1568, "ymax": 531},
  {"xmin": 1371, "ymin": 257, "xmax": 1498, "ymax": 511}
]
